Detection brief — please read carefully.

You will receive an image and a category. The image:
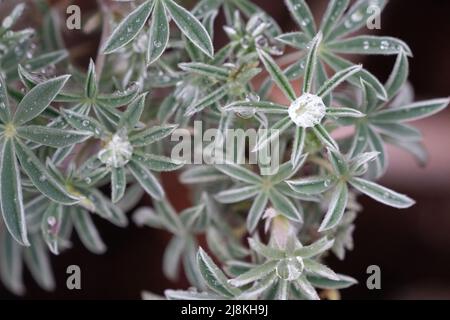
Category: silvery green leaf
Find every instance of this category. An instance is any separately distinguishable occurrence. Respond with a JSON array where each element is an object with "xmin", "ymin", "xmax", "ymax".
[
  {"xmin": 229, "ymin": 260, "xmax": 278, "ymax": 287},
  {"xmin": 224, "ymin": 100, "xmax": 287, "ymax": 114},
  {"xmin": 270, "ymin": 154, "xmax": 307, "ymax": 184},
  {"xmin": 13, "ymin": 75, "xmax": 70, "ymax": 126},
  {"xmin": 307, "ymin": 273, "xmax": 357, "ymax": 289},
  {"xmin": 287, "ymin": 176, "xmax": 336, "ymax": 195},
  {"xmin": 85, "ymin": 59, "xmax": 98, "ymax": 99},
  {"xmin": 253, "ymin": 116, "xmax": 291, "ymax": 152},
  {"xmin": 0, "ymin": 139, "xmax": 29, "ymax": 246},
  {"xmin": 385, "ymin": 50, "xmax": 409, "ymax": 100},
  {"xmin": 317, "ymin": 65, "xmax": 362, "ymax": 98},
  {"xmin": 24, "ymin": 50, "xmax": 68, "ymax": 73},
  {"xmin": 321, "ymin": 51, "xmax": 387, "ymax": 100},
  {"xmin": 275, "ymin": 279, "xmax": 289, "ymax": 300},
  {"xmin": 328, "ymin": 36, "xmax": 412, "ymax": 56},
  {"xmin": 302, "ymin": 32, "xmax": 322, "ymax": 94},
  {"xmin": 0, "ymin": 74, "xmax": 11, "ymax": 123},
  {"xmin": 185, "ymin": 86, "xmax": 228, "ymax": 116},
  {"xmin": 23, "ymin": 234, "xmax": 55, "ymax": 291},
  {"xmin": 239, "ymin": 273, "xmax": 278, "ymax": 299},
  {"xmin": 128, "ymin": 158, "xmax": 164, "ymax": 199},
  {"xmin": 147, "ymin": 0, "xmax": 169, "ymax": 65},
  {"xmin": 319, "ymin": 181, "xmax": 348, "ymax": 232},
  {"xmin": 269, "ymin": 188, "xmax": 303, "ymax": 223},
  {"xmin": 312, "ymin": 124, "xmax": 339, "ymax": 151},
  {"xmin": 385, "ymin": 137, "xmax": 428, "ymax": 167},
  {"xmin": 14, "ymin": 140, "xmax": 79, "ymax": 205},
  {"xmin": 215, "ymin": 162, "xmax": 261, "ymax": 184},
  {"xmin": 119, "ymin": 93, "xmax": 148, "ymax": 129},
  {"xmin": 319, "ymin": 0, "xmax": 349, "ymax": 39},
  {"xmin": 315, "ymin": 61, "xmax": 332, "ymax": 106},
  {"xmin": 232, "ymin": 0, "xmax": 282, "ymax": 37},
  {"xmin": 163, "ymin": 236, "xmax": 185, "ymax": 281},
  {"xmin": 248, "ymin": 238, "xmax": 285, "ymax": 260},
  {"xmin": 62, "ymin": 109, "xmax": 106, "ymax": 138},
  {"xmin": 349, "ymin": 151, "xmax": 380, "ymax": 174},
  {"xmin": 197, "ymin": 247, "xmax": 240, "ymax": 297},
  {"xmin": 164, "ymin": 0, "xmax": 214, "ymax": 57},
  {"xmin": 290, "ymin": 127, "xmax": 306, "ymax": 167},
  {"xmin": 360, "ymin": 78, "xmax": 379, "ymax": 113},
  {"xmin": 183, "ymin": 237, "xmax": 205, "ymax": 287},
  {"xmin": 285, "ymin": 0, "xmax": 316, "ymax": 38},
  {"xmin": 165, "ymin": 289, "xmax": 222, "ymax": 300},
  {"xmin": 349, "ymin": 177, "xmax": 415, "ymax": 209},
  {"xmin": 257, "ymin": 48, "xmax": 296, "ymax": 101},
  {"xmin": 328, "ymin": 0, "xmax": 387, "ymax": 40},
  {"xmin": 41, "ymin": 202, "xmax": 63, "ymax": 254},
  {"xmin": 304, "ymin": 259, "xmax": 339, "ymax": 280},
  {"xmin": 132, "ymin": 153, "xmax": 184, "ymax": 172},
  {"xmin": 0, "ymin": 230, "xmax": 24, "ymax": 295},
  {"xmin": 247, "ymin": 192, "xmax": 269, "ymax": 232},
  {"xmin": 215, "ymin": 185, "xmax": 260, "ymax": 204},
  {"xmin": 328, "ymin": 148, "xmax": 348, "ymax": 176},
  {"xmin": 192, "ymin": 0, "xmax": 222, "ymax": 17},
  {"xmin": 178, "ymin": 62, "xmax": 229, "ymax": 81},
  {"xmin": 371, "ymin": 123, "xmax": 422, "ymax": 142},
  {"xmin": 284, "ymin": 55, "xmax": 307, "ymax": 80},
  {"xmin": 72, "ymin": 207, "xmax": 106, "ymax": 254},
  {"xmin": 129, "ymin": 124, "xmax": 178, "ymax": 147},
  {"xmin": 371, "ymin": 98, "xmax": 450, "ymax": 123},
  {"xmin": 16, "ymin": 125, "xmax": 91, "ymax": 148},
  {"xmin": 366, "ymin": 127, "xmax": 385, "ymax": 175},
  {"xmin": 102, "ymin": 0, "xmax": 154, "ymax": 54},
  {"xmin": 111, "ymin": 167, "xmax": 126, "ymax": 203},
  {"xmin": 275, "ymin": 32, "xmax": 310, "ymax": 49},
  {"xmin": 96, "ymin": 84, "xmax": 140, "ymax": 108},
  {"xmin": 294, "ymin": 275, "xmax": 319, "ymax": 300},
  {"xmin": 293, "ymin": 237, "xmax": 335, "ymax": 258},
  {"xmin": 180, "ymin": 166, "xmax": 227, "ymax": 184},
  {"xmin": 326, "ymin": 107, "xmax": 365, "ymax": 118},
  {"xmin": 1, "ymin": 3, "xmax": 25, "ymax": 29}
]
